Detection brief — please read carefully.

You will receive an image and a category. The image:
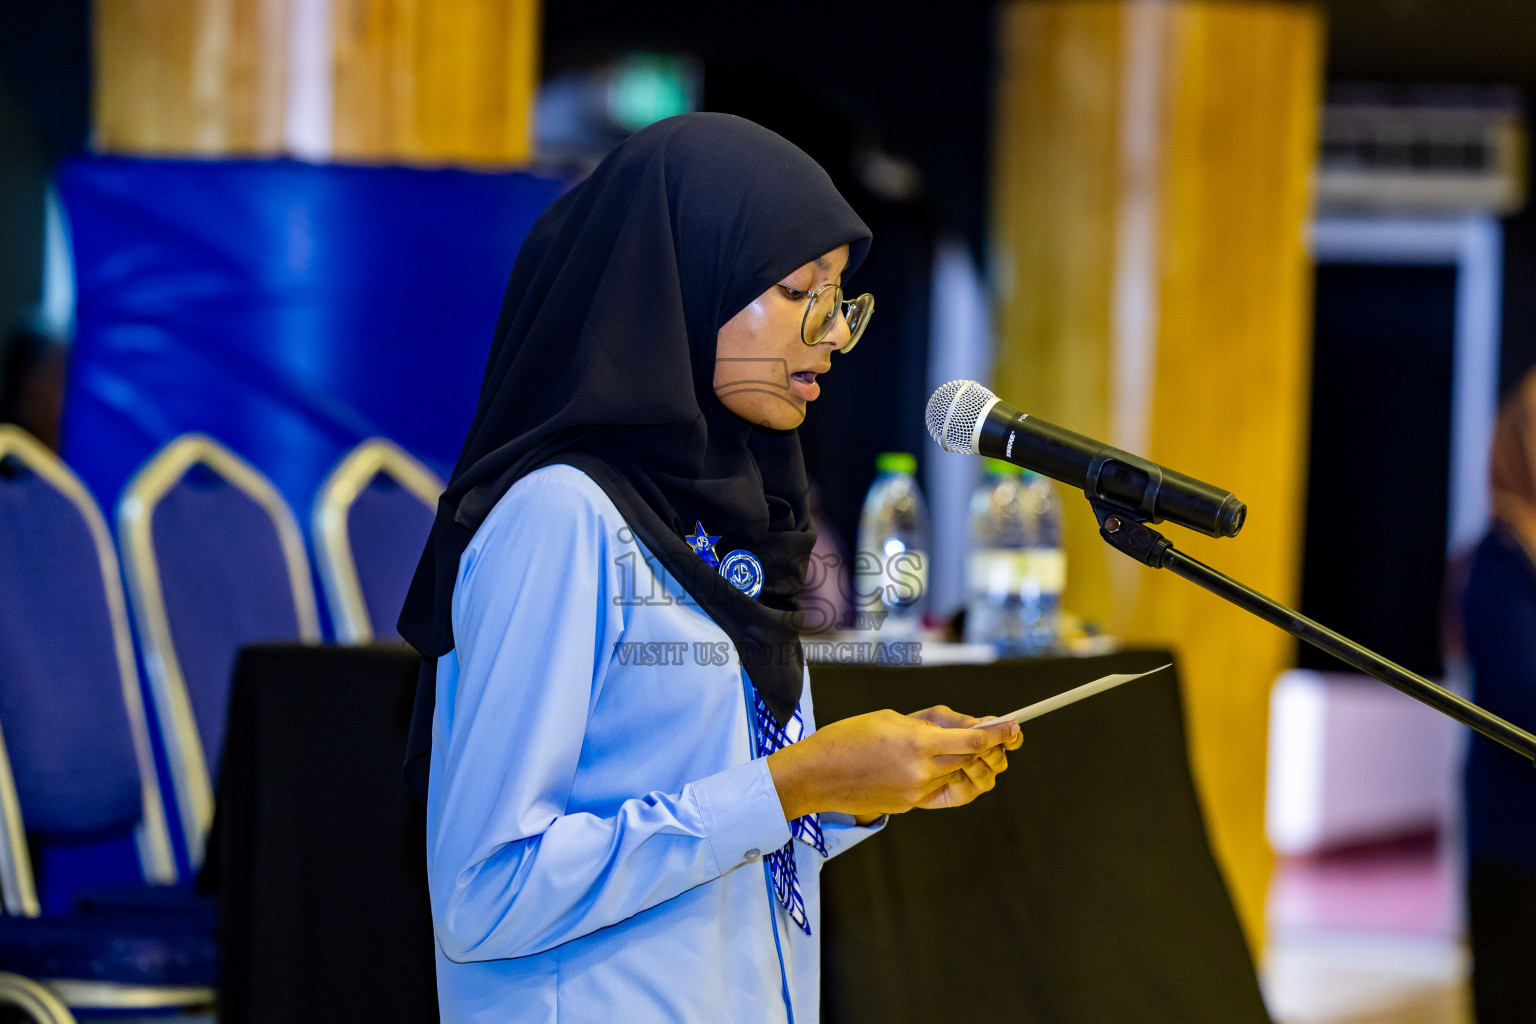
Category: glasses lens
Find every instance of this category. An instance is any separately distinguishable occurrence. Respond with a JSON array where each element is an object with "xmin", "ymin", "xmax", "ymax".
[
  {"xmin": 839, "ymin": 293, "xmax": 874, "ymax": 353},
  {"xmin": 803, "ymin": 286, "xmax": 842, "ymax": 346}
]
